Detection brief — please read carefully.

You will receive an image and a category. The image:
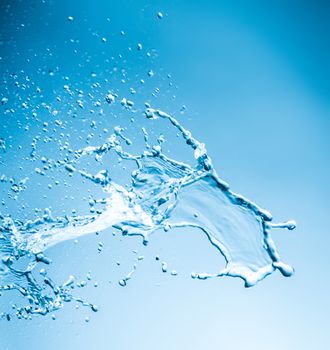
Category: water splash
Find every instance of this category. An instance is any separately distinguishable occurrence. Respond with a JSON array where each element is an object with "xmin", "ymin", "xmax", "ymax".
[{"xmin": 0, "ymin": 106, "xmax": 296, "ymax": 319}]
